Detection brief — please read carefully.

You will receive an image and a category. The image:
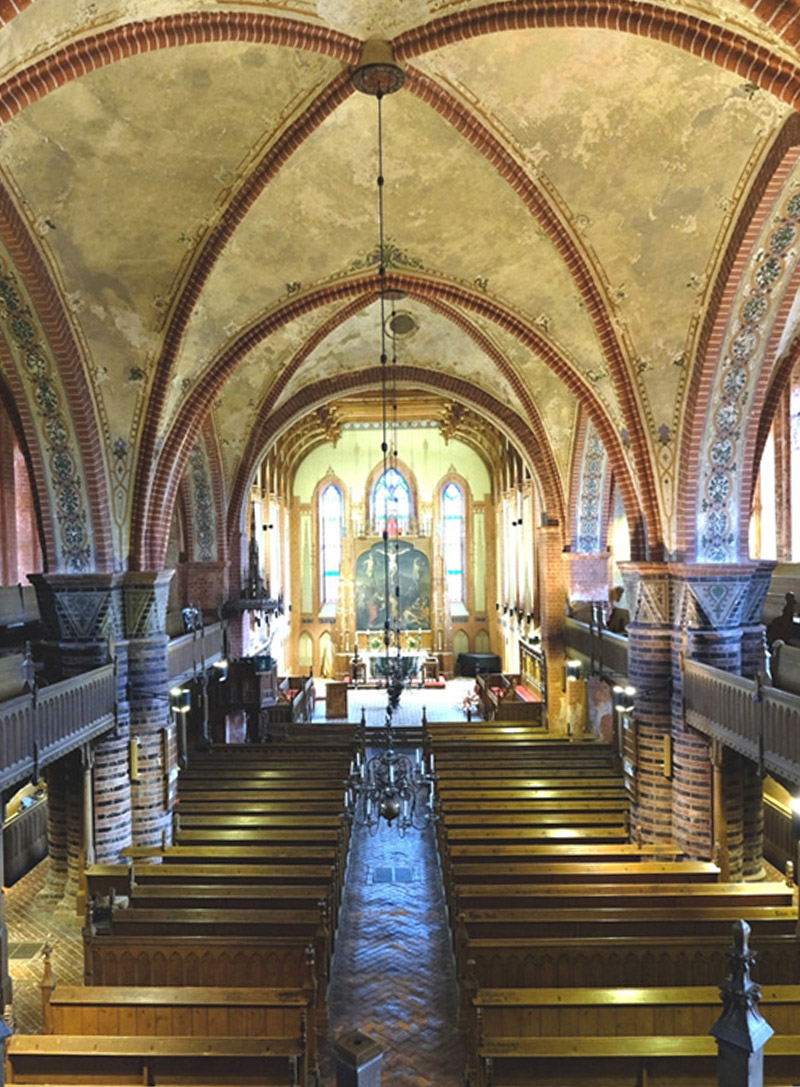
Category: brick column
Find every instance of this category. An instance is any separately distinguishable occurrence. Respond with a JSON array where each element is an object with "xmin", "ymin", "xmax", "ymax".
[
  {"xmin": 674, "ymin": 563, "xmax": 771, "ymax": 863},
  {"xmin": 619, "ymin": 563, "xmax": 673, "ymax": 844},
  {"xmin": 120, "ymin": 572, "xmax": 175, "ymax": 847},
  {"xmin": 29, "ymin": 573, "xmax": 133, "ymax": 866},
  {"xmin": 183, "ymin": 560, "xmax": 229, "ymax": 615},
  {"xmin": 536, "ymin": 524, "xmax": 566, "ymax": 732},
  {"xmin": 742, "ymin": 762, "xmax": 765, "ymax": 882},
  {"xmin": 563, "ymin": 552, "xmax": 610, "ymax": 607},
  {"xmin": 40, "ymin": 760, "xmax": 68, "ymax": 903}
]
